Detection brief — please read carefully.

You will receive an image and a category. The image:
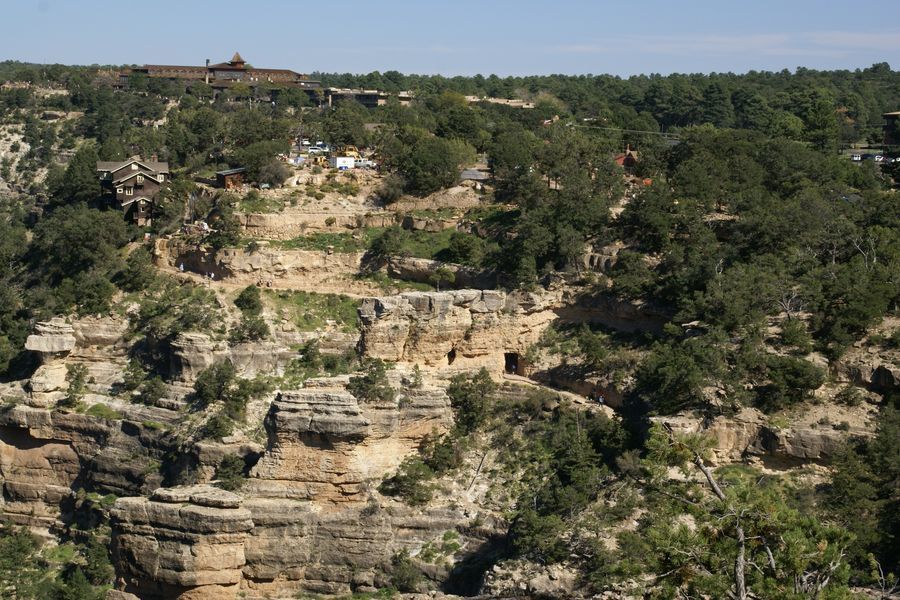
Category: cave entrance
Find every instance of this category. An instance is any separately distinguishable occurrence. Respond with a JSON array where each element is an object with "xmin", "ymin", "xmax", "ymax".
[
  {"xmin": 447, "ymin": 349, "xmax": 457, "ymax": 365},
  {"xmin": 504, "ymin": 352, "xmax": 522, "ymax": 375}
]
